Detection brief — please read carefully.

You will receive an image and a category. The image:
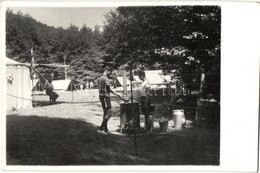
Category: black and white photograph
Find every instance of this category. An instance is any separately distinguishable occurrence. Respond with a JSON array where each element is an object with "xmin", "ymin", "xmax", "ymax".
[{"xmin": 1, "ymin": 1, "xmax": 259, "ymax": 172}]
